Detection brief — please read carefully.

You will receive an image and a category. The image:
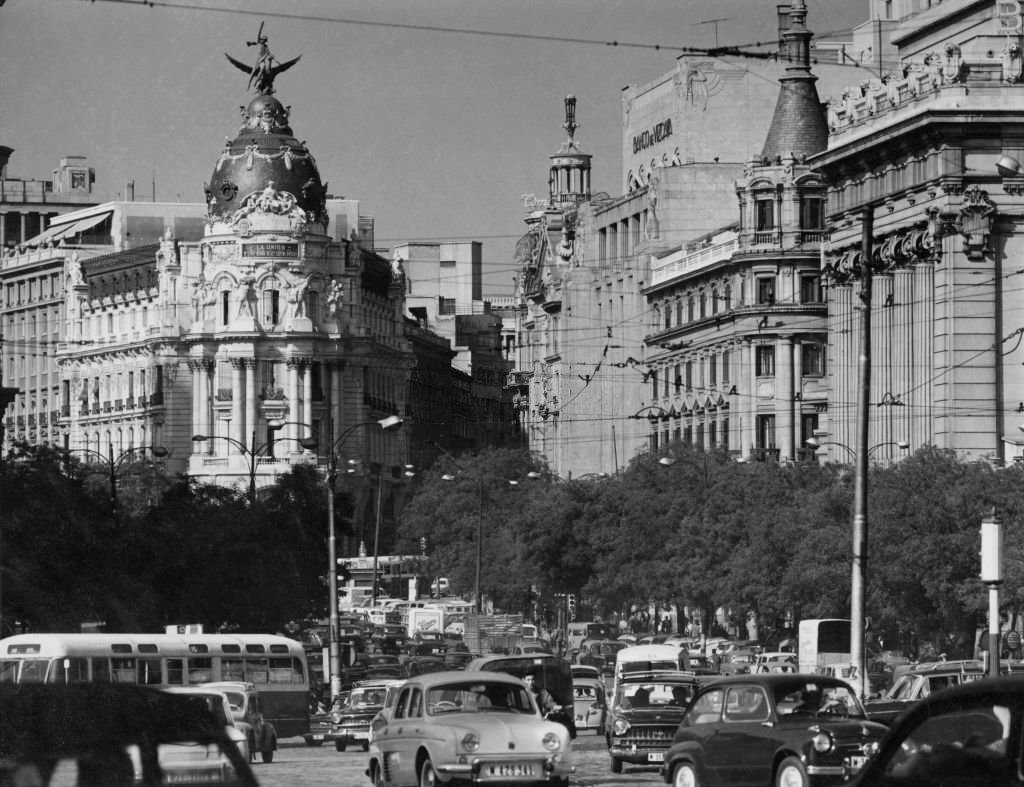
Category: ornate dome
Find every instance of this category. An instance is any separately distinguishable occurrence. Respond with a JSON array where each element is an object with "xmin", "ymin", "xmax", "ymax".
[
  {"xmin": 205, "ymin": 95, "xmax": 327, "ymax": 226},
  {"xmin": 207, "ymin": 33, "xmax": 326, "ymax": 227}
]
